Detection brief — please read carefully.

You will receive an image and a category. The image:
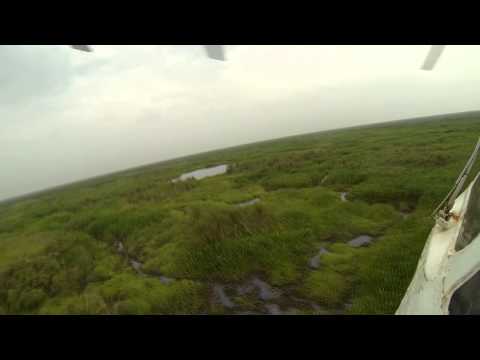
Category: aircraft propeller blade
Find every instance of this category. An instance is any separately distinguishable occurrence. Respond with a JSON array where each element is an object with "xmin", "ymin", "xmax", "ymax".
[
  {"xmin": 421, "ymin": 45, "xmax": 446, "ymax": 70},
  {"xmin": 70, "ymin": 45, "xmax": 225, "ymax": 61},
  {"xmin": 203, "ymin": 45, "xmax": 225, "ymax": 61},
  {"xmin": 70, "ymin": 45, "xmax": 93, "ymax": 52}
]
